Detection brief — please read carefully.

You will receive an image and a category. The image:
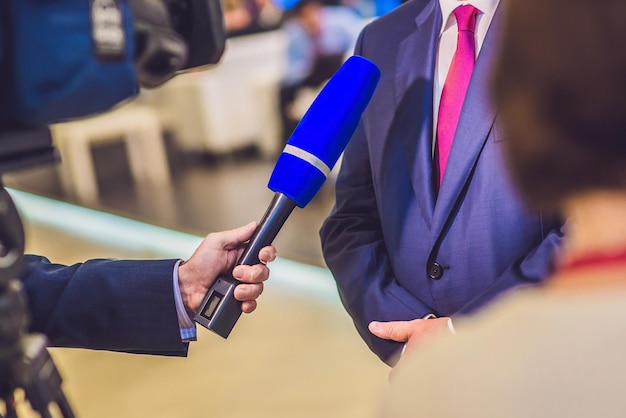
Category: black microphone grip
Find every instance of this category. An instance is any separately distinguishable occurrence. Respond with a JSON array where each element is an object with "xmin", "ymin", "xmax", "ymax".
[{"xmin": 193, "ymin": 193, "xmax": 296, "ymax": 338}]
